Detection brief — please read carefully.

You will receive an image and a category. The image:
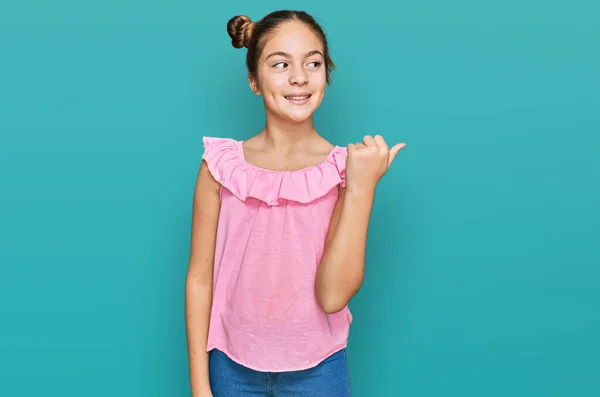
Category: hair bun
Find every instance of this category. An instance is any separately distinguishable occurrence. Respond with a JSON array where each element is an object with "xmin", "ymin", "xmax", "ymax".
[{"xmin": 227, "ymin": 15, "xmax": 254, "ymax": 49}]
